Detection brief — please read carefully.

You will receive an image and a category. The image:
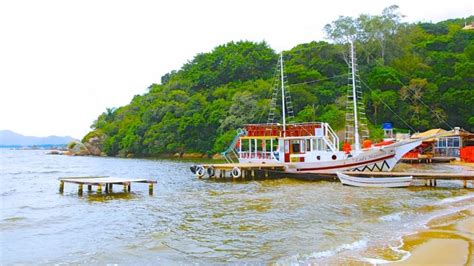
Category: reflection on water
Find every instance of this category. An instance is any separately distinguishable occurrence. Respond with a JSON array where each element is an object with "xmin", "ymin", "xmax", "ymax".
[
  {"xmin": 1, "ymin": 149, "xmax": 473, "ymax": 264},
  {"xmin": 84, "ymin": 192, "xmax": 137, "ymax": 202}
]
